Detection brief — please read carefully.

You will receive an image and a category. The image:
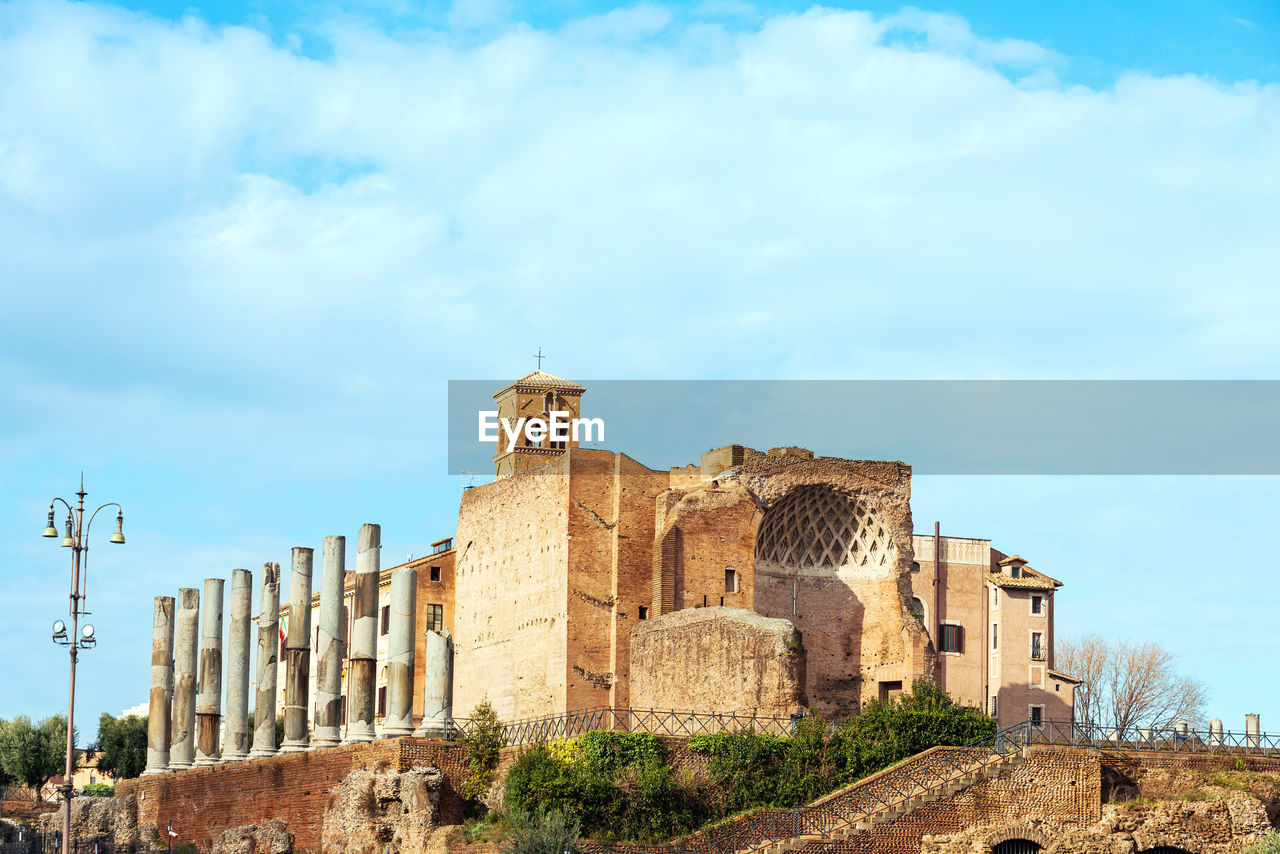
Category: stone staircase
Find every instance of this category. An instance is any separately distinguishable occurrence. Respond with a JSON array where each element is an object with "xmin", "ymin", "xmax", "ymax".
[{"xmin": 732, "ymin": 745, "xmax": 1026, "ymax": 854}]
